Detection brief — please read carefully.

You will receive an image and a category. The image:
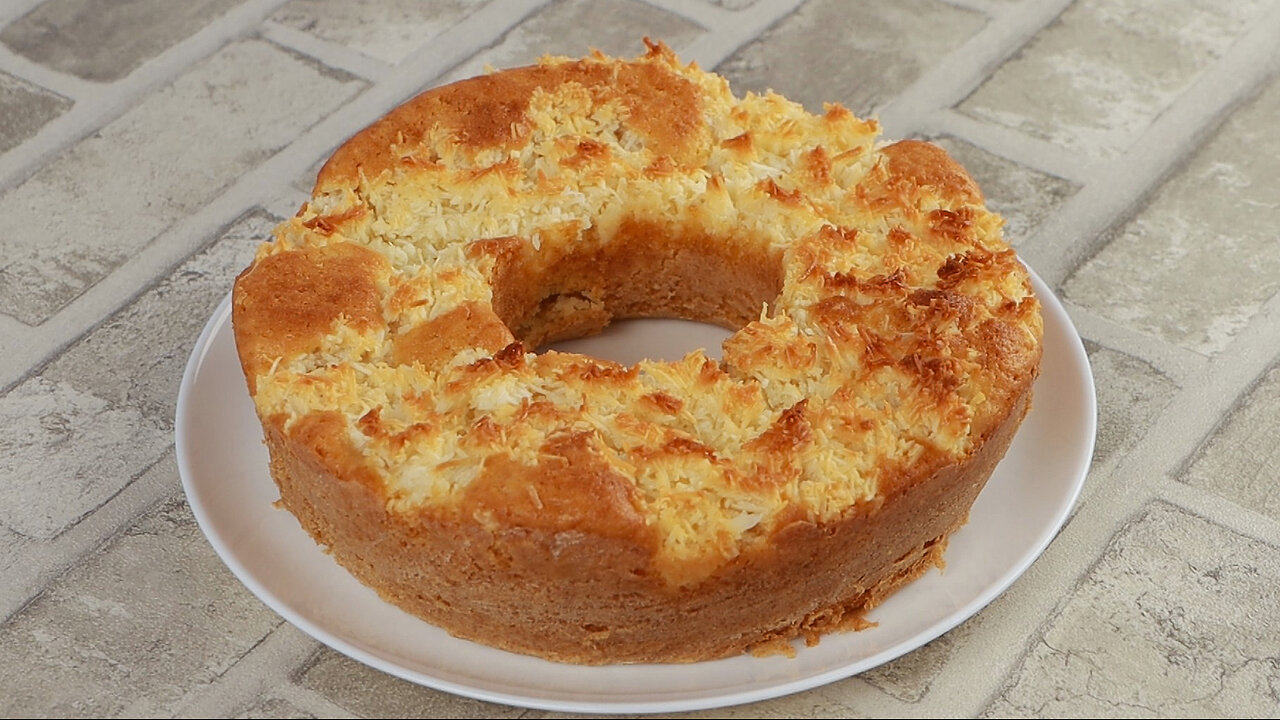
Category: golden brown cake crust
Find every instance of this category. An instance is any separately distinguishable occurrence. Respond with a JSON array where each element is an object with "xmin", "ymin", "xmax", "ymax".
[
  {"xmin": 231, "ymin": 41, "xmax": 1044, "ymax": 664},
  {"xmin": 318, "ymin": 54, "xmax": 706, "ymax": 189},
  {"xmin": 263, "ymin": 387, "xmax": 1031, "ymax": 663}
]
